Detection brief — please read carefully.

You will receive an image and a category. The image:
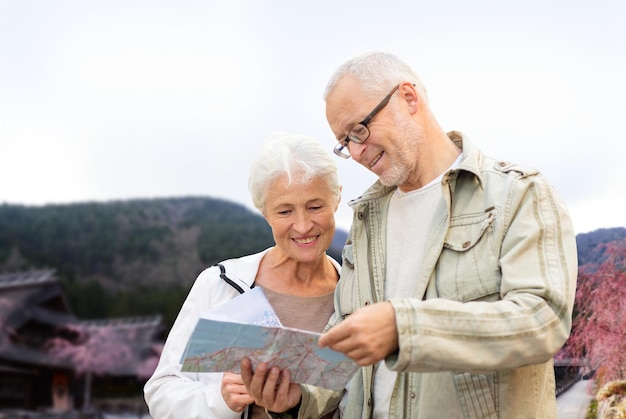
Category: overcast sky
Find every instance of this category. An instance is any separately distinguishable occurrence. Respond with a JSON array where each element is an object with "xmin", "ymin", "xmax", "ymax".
[{"xmin": 1, "ymin": 1, "xmax": 624, "ymax": 234}]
